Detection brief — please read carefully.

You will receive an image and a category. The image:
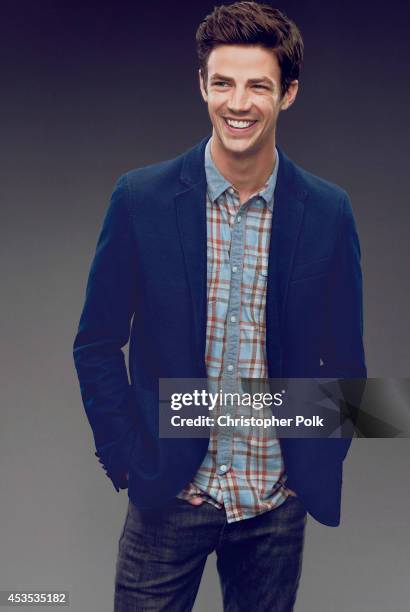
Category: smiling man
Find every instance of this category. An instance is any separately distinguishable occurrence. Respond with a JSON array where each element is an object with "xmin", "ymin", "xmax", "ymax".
[
  {"xmin": 199, "ymin": 43, "xmax": 297, "ymax": 205},
  {"xmin": 73, "ymin": 2, "xmax": 366, "ymax": 611}
]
